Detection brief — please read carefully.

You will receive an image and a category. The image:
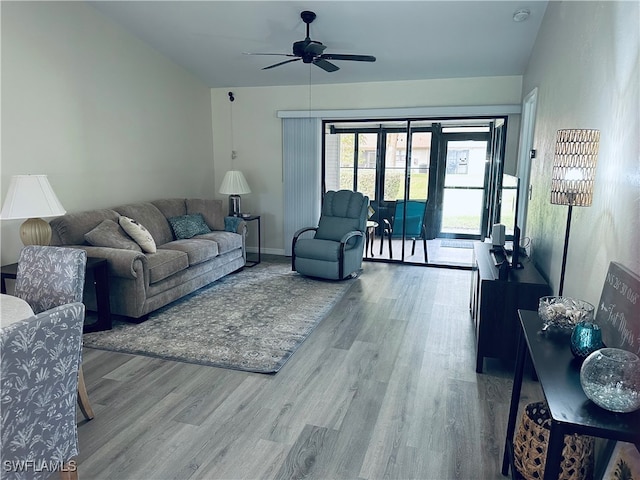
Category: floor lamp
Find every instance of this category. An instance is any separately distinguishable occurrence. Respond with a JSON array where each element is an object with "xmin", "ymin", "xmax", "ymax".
[{"xmin": 550, "ymin": 129, "xmax": 600, "ymax": 296}]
